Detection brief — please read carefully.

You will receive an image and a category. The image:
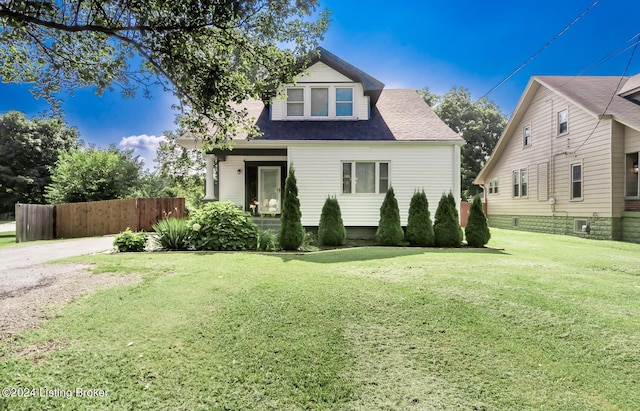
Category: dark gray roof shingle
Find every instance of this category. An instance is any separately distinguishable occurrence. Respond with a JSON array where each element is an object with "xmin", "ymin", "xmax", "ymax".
[{"xmin": 238, "ymin": 89, "xmax": 462, "ymax": 142}]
